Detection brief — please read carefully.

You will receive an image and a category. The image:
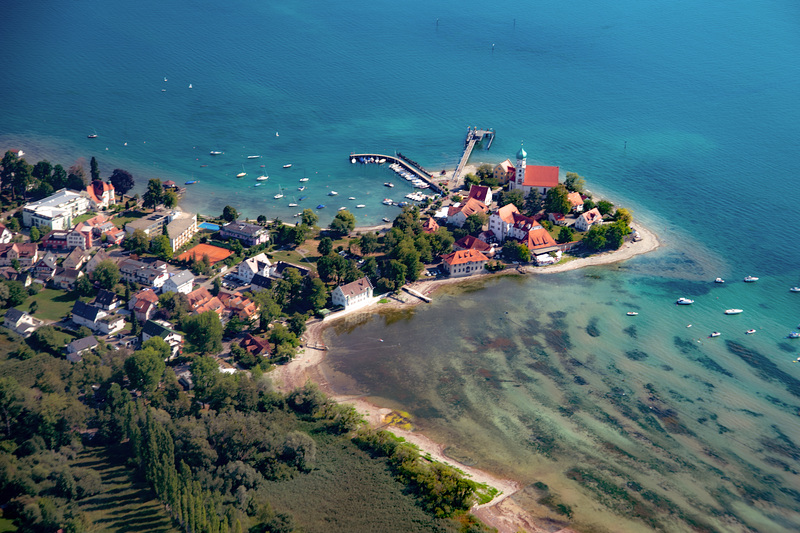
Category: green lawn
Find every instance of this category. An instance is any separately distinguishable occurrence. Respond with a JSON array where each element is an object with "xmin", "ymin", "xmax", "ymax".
[
  {"xmin": 270, "ymin": 247, "xmax": 319, "ymax": 275},
  {"xmin": 111, "ymin": 210, "xmax": 148, "ymax": 229},
  {"xmin": 0, "ymin": 517, "xmax": 17, "ymax": 533},
  {"xmin": 74, "ymin": 447, "xmax": 178, "ymax": 533},
  {"xmin": 17, "ymin": 288, "xmax": 82, "ymax": 322},
  {"xmin": 72, "ymin": 213, "xmax": 96, "ymax": 226}
]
